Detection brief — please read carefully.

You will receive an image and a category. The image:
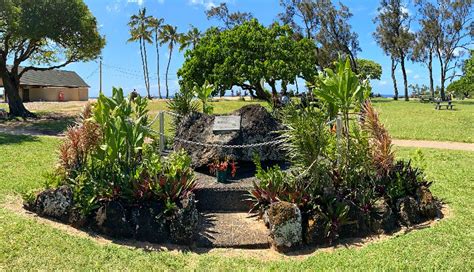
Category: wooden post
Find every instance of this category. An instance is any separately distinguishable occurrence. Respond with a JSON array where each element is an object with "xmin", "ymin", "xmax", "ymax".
[
  {"xmin": 336, "ymin": 114, "xmax": 342, "ymax": 166},
  {"xmin": 159, "ymin": 111, "xmax": 165, "ymax": 154}
]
